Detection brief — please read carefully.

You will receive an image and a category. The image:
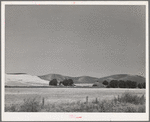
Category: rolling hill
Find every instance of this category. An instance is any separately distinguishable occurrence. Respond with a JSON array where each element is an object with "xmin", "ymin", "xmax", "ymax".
[
  {"xmin": 38, "ymin": 74, "xmax": 98, "ymax": 84},
  {"xmin": 38, "ymin": 73, "xmax": 145, "ymax": 84},
  {"xmin": 5, "ymin": 73, "xmax": 145, "ymax": 86},
  {"xmin": 5, "ymin": 74, "xmax": 49, "ymax": 86},
  {"xmin": 97, "ymin": 74, "xmax": 145, "ymax": 84},
  {"xmin": 38, "ymin": 74, "xmax": 70, "ymax": 82}
]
